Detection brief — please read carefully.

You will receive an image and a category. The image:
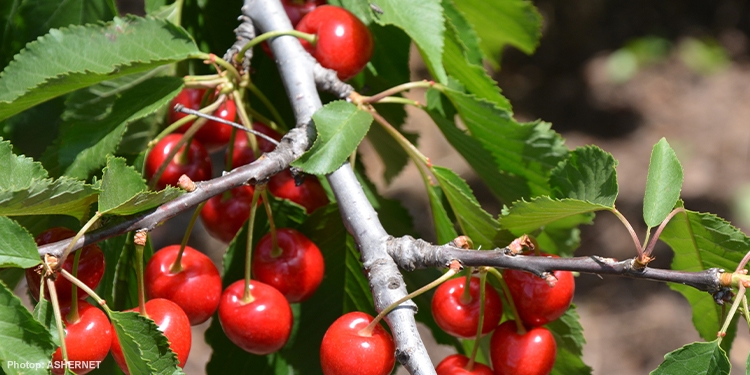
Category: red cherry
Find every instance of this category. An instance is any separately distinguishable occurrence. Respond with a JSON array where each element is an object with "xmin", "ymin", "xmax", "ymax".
[
  {"xmin": 435, "ymin": 354, "xmax": 493, "ymax": 375},
  {"xmin": 51, "ymin": 301, "xmax": 112, "ymax": 375},
  {"xmin": 218, "ymin": 280, "xmax": 293, "ymax": 354},
  {"xmin": 26, "ymin": 227, "xmax": 105, "ymax": 303},
  {"xmin": 431, "ymin": 276, "xmax": 503, "ymax": 338},
  {"xmin": 296, "ymin": 5, "xmax": 374, "ymax": 80},
  {"xmin": 111, "ymin": 298, "xmax": 192, "ymax": 374},
  {"xmin": 252, "ymin": 228, "xmax": 324, "ymax": 303},
  {"xmin": 144, "ymin": 245, "xmax": 222, "ymax": 325},
  {"xmin": 268, "ymin": 169, "xmax": 329, "ymax": 213},
  {"xmin": 503, "ymin": 253, "xmax": 575, "ymax": 327},
  {"xmin": 145, "ymin": 134, "xmax": 212, "ymax": 190},
  {"xmin": 320, "ymin": 311, "xmax": 395, "ymax": 375},
  {"xmin": 177, "ymin": 99, "xmax": 237, "ymax": 152},
  {"xmin": 282, "ymin": 0, "xmax": 326, "ymax": 27},
  {"xmin": 168, "ymin": 88, "xmax": 206, "ymax": 126},
  {"xmin": 227, "ymin": 122, "xmax": 282, "ymax": 168},
  {"xmin": 200, "ymin": 185, "xmax": 257, "ymax": 243},
  {"xmin": 490, "ymin": 321, "xmax": 557, "ymax": 375}
]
